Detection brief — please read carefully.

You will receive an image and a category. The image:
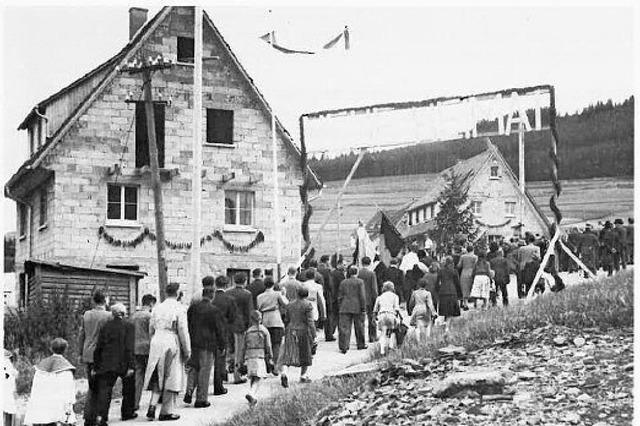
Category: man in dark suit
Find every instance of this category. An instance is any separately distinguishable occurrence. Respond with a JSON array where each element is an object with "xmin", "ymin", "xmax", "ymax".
[
  {"xmin": 318, "ymin": 255, "xmax": 336, "ymax": 341},
  {"xmin": 373, "ymin": 255, "xmax": 387, "ymax": 295},
  {"xmin": 247, "ymin": 268, "xmax": 265, "ymax": 308},
  {"xmin": 338, "ymin": 266, "xmax": 367, "ymax": 353},
  {"xmin": 184, "ymin": 287, "xmax": 225, "ymax": 408},
  {"xmin": 226, "ymin": 272, "xmax": 254, "ymax": 384},
  {"xmin": 211, "ymin": 275, "xmax": 236, "ymax": 395},
  {"xmin": 327, "ymin": 260, "xmax": 346, "ymax": 342},
  {"xmin": 614, "ymin": 219, "xmax": 628, "ymax": 271},
  {"xmin": 626, "ymin": 218, "xmax": 634, "ymax": 265},
  {"xmin": 92, "ymin": 303, "xmax": 136, "ymax": 424},
  {"xmin": 357, "ymin": 257, "xmax": 378, "ymax": 343},
  {"xmin": 384, "ymin": 258, "xmax": 405, "ymax": 303}
]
